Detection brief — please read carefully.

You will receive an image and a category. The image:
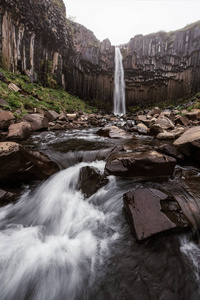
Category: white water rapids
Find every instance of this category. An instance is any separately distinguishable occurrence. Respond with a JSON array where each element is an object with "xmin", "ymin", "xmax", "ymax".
[
  {"xmin": 0, "ymin": 161, "xmax": 121, "ymax": 300},
  {"xmin": 1, "ymin": 127, "xmax": 200, "ymax": 299},
  {"xmin": 113, "ymin": 47, "xmax": 126, "ymax": 116}
]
